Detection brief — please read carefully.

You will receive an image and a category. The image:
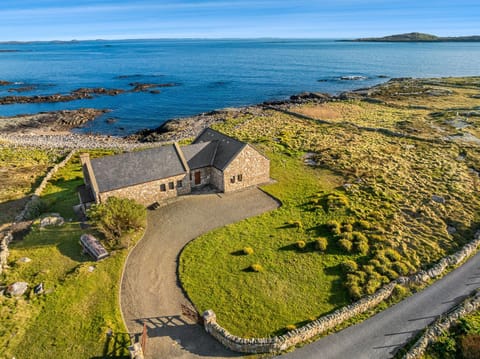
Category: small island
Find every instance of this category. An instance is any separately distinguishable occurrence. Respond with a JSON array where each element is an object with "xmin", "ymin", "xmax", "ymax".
[{"xmin": 345, "ymin": 32, "xmax": 480, "ymax": 42}]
